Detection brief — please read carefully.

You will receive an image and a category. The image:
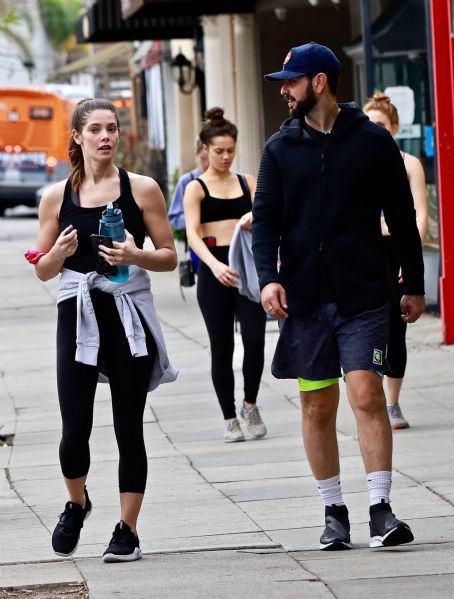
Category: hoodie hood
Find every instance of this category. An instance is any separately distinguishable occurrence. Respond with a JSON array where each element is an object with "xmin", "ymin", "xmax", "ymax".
[{"xmin": 279, "ymin": 102, "xmax": 368, "ymax": 143}]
